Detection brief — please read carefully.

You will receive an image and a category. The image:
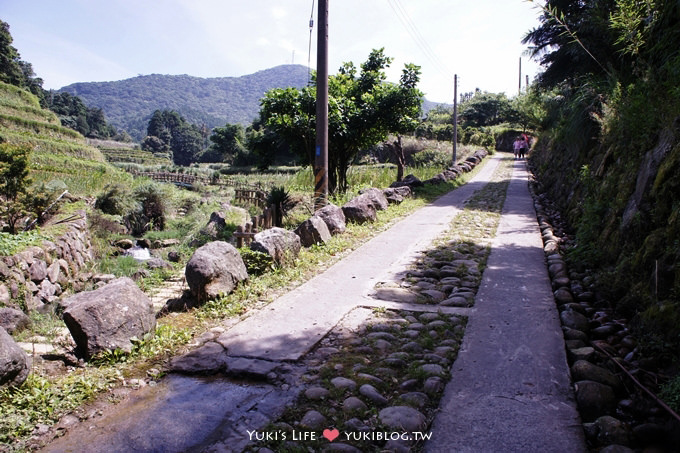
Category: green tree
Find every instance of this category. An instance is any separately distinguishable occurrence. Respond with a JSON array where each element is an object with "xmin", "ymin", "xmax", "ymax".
[
  {"xmin": 0, "ymin": 20, "xmax": 44, "ymax": 103},
  {"xmin": 209, "ymin": 123, "xmax": 248, "ymax": 164},
  {"xmin": 260, "ymin": 48, "xmax": 423, "ymax": 192},
  {"xmin": 0, "ymin": 143, "xmax": 32, "ymax": 234},
  {"xmin": 459, "ymin": 92, "xmax": 515, "ymax": 128},
  {"xmin": 142, "ymin": 110, "xmax": 203, "ymax": 165},
  {"xmin": 0, "ymin": 20, "xmax": 27, "ymax": 87}
]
